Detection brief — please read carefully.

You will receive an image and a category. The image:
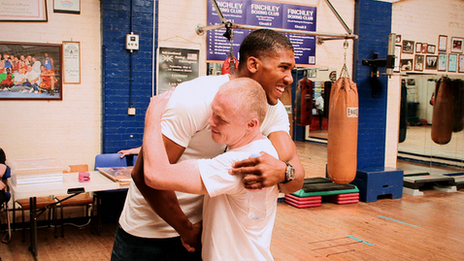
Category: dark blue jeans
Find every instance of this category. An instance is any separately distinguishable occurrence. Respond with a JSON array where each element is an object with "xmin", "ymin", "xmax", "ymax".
[{"xmin": 111, "ymin": 225, "xmax": 202, "ymax": 261}]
